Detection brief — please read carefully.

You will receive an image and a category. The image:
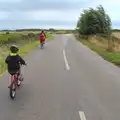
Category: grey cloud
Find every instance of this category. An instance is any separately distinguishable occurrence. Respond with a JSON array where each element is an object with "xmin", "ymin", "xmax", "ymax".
[
  {"xmin": 0, "ymin": 0, "xmax": 89, "ymax": 11},
  {"xmin": 0, "ymin": 20, "xmax": 76, "ymax": 25}
]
